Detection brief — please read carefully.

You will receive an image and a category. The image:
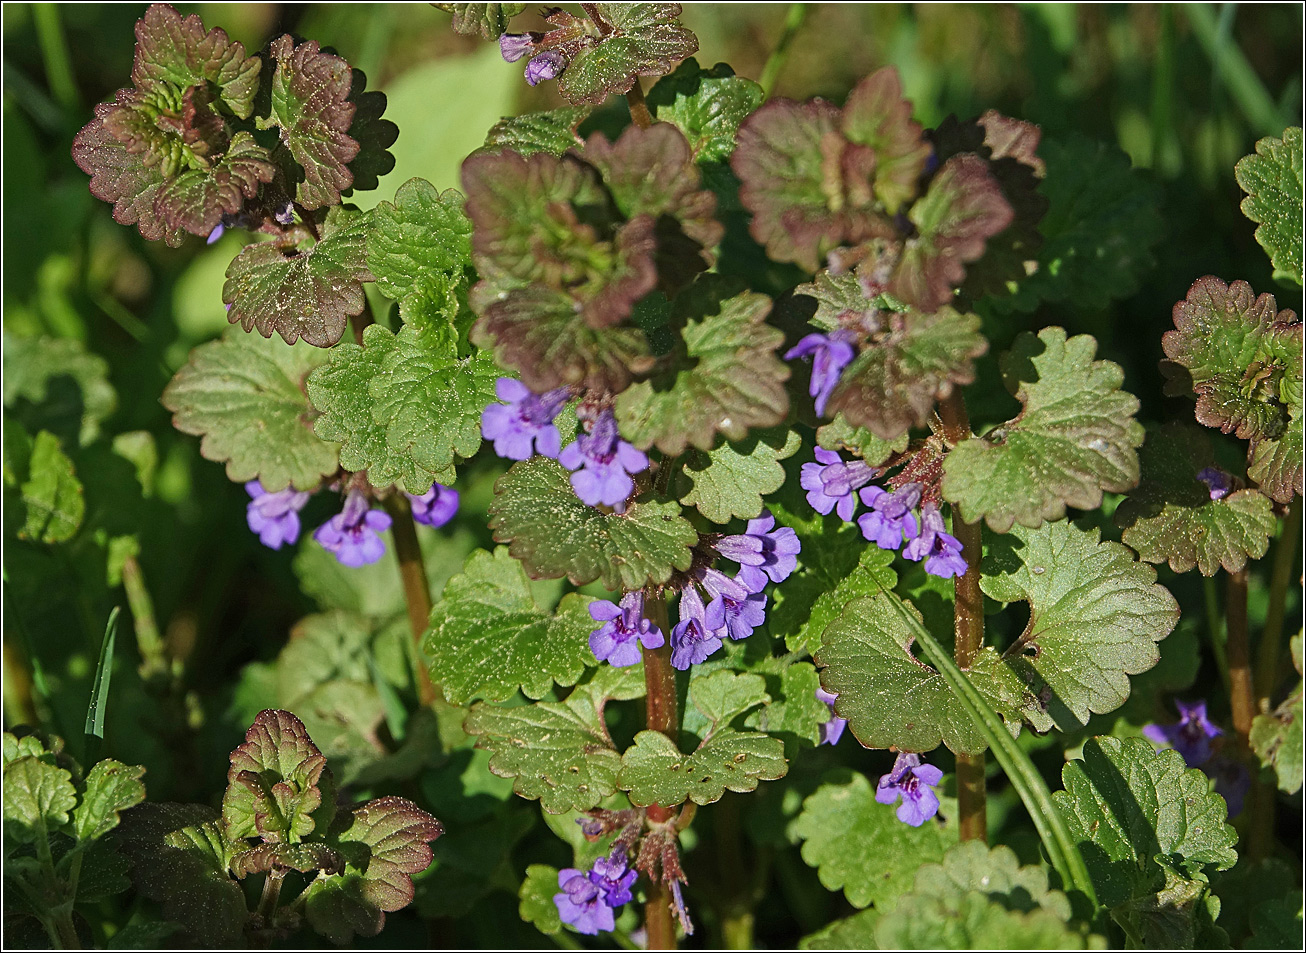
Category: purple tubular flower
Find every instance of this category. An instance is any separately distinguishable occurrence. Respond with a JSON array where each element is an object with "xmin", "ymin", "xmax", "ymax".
[
  {"xmin": 875, "ymin": 752, "xmax": 944, "ymax": 827},
  {"xmin": 525, "ymin": 50, "xmax": 567, "ymax": 86},
  {"xmin": 670, "ymin": 880, "xmax": 694, "ymax": 936},
  {"xmin": 554, "ymin": 868, "xmax": 614, "ymax": 935},
  {"xmin": 1142, "ymin": 699, "xmax": 1224, "ymax": 767},
  {"xmin": 1196, "ymin": 467, "xmax": 1233, "ymax": 501},
  {"xmin": 589, "ymin": 591, "xmax": 665, "ymax": 667},
  {"xmin": 901, "ymin": 502, "xmax": 967, "ymax": 578},
  {"xmin": 701, "ymin": 568, "xmax": 767, "ymax": 641},
  {"xmin": 714, "ymin": 511, "xmax": 801, "ymax": 592},
  {"xmin": 245, "ymin": 480, "xmax": 311, "ymax": 550},
  {"xmin": 784, "ymin": 329, "xmax": 857, "ymax": 418},
  {"xmin": 1205, "ymin": 755, "xmax": 1249, "ymax": 817},
  {"xmin": 670, "ymin": 586, "xmax": 724, "ymax": 670},
  {"xmin": 857, "ymin": 483, "xmax": 922, "ymax": 551},
  {"xmin": 207, "ymin": 222, "xmax": 225, "ymax": 244},
  {"xmin": 313, "ymin": 491, "xmax": 392, "ymax": 568},
  {"xmin": 801, "ymin": 447, "xmax": 877, "ymax": 521},
  {"xmin": 406, "ymin": 483, "xmax": 459, "ymax": 528},
  {"xmin": 815, "ymin": 687, "xmax": 847, "ymax": 746},
  {"xmin": 587, "ymin": 849, "xmax": 638, "ymax": 908},
  {"xmin": 558, "ymin": 408, "xmax": 648, "ymax": 509},
  {"xmin": 499, "ymin": 32, "xmax": 534, "ymax": 62},
  {"xmin": 481, "ymin": 378, "xmax": 569, "ymax": 461}
]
